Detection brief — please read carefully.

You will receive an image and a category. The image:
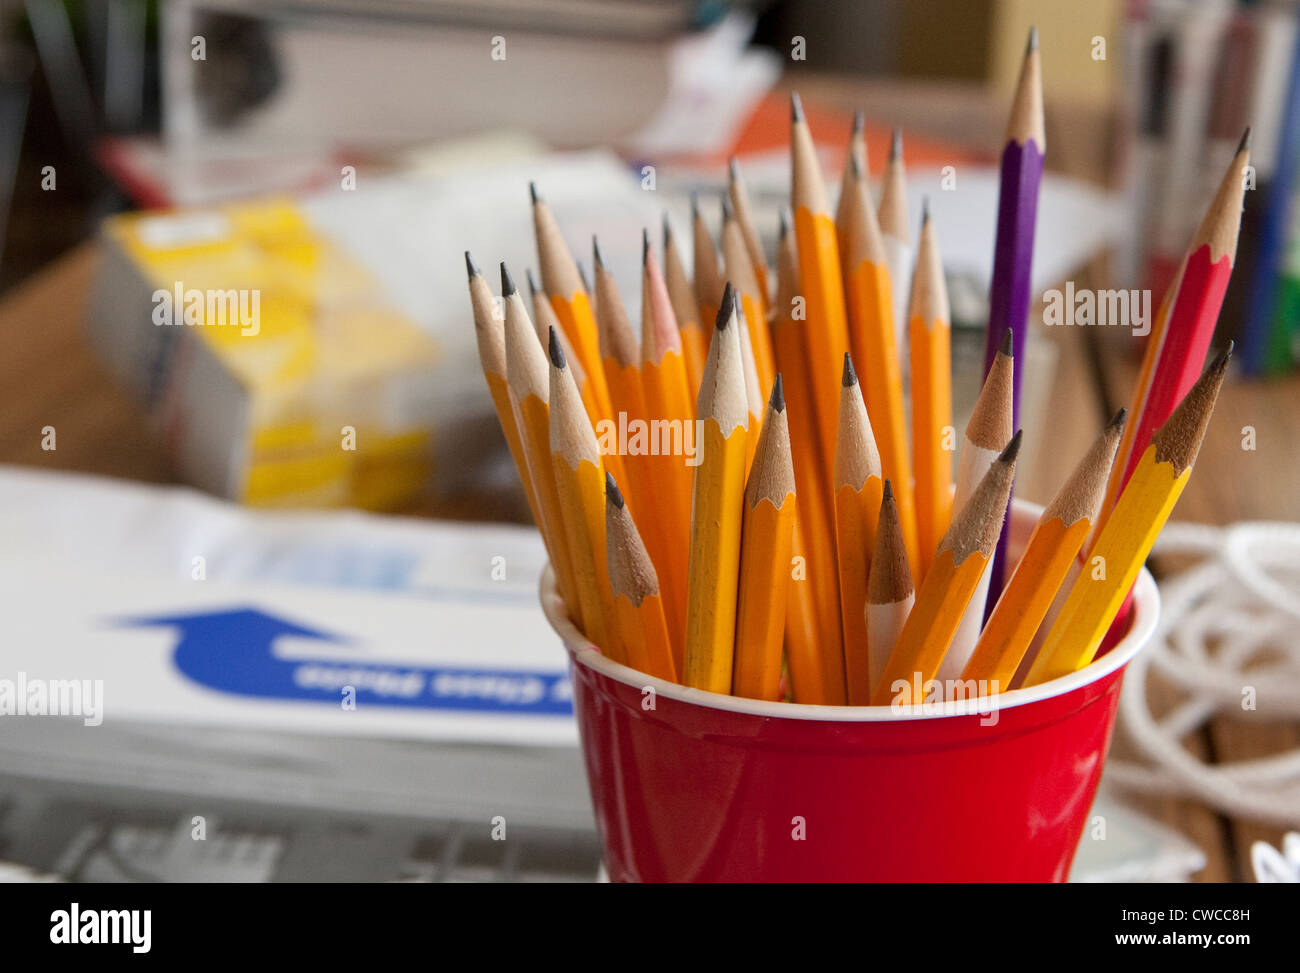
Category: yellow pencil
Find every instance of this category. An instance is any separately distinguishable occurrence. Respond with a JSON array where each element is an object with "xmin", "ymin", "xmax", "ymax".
[
  {"xmin": 684, "ymin": 286, "xmax": 750, "ymax": 693},
  {"xmin": 1028, "ymin": 347, "xmax": 1230, "ymax": 685},
  {"xmin": 605, "ymin": 472, "xmax": 678, "ymax": 683}
]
